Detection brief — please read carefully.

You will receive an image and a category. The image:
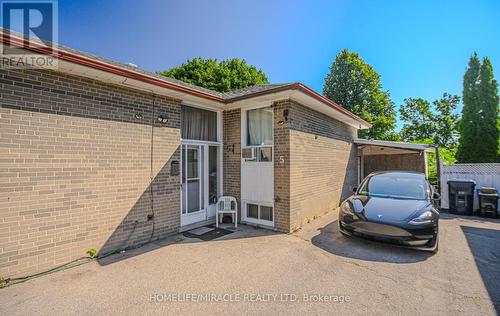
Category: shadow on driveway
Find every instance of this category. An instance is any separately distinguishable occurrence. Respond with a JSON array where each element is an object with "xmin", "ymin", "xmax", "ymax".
[
  {"xmin": 97, "ymin": 224, "xmax": 279, "ymax": 266},
  {"xmin": 311, "ymin": 220, "xmax": 433, "ymax": 264},
  {"xmin": 461, "ymin": 225, "xmax": 500, "ymax": 314}
]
